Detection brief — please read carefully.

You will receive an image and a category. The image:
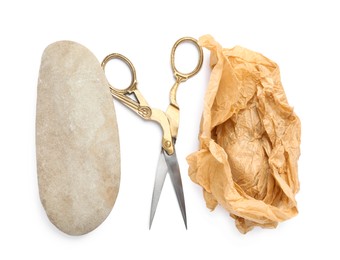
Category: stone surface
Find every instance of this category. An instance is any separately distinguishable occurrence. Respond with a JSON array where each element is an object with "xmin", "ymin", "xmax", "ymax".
[{"xmin": 36, "ymin": 41, "xmax": 120, "ymax": 235}]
